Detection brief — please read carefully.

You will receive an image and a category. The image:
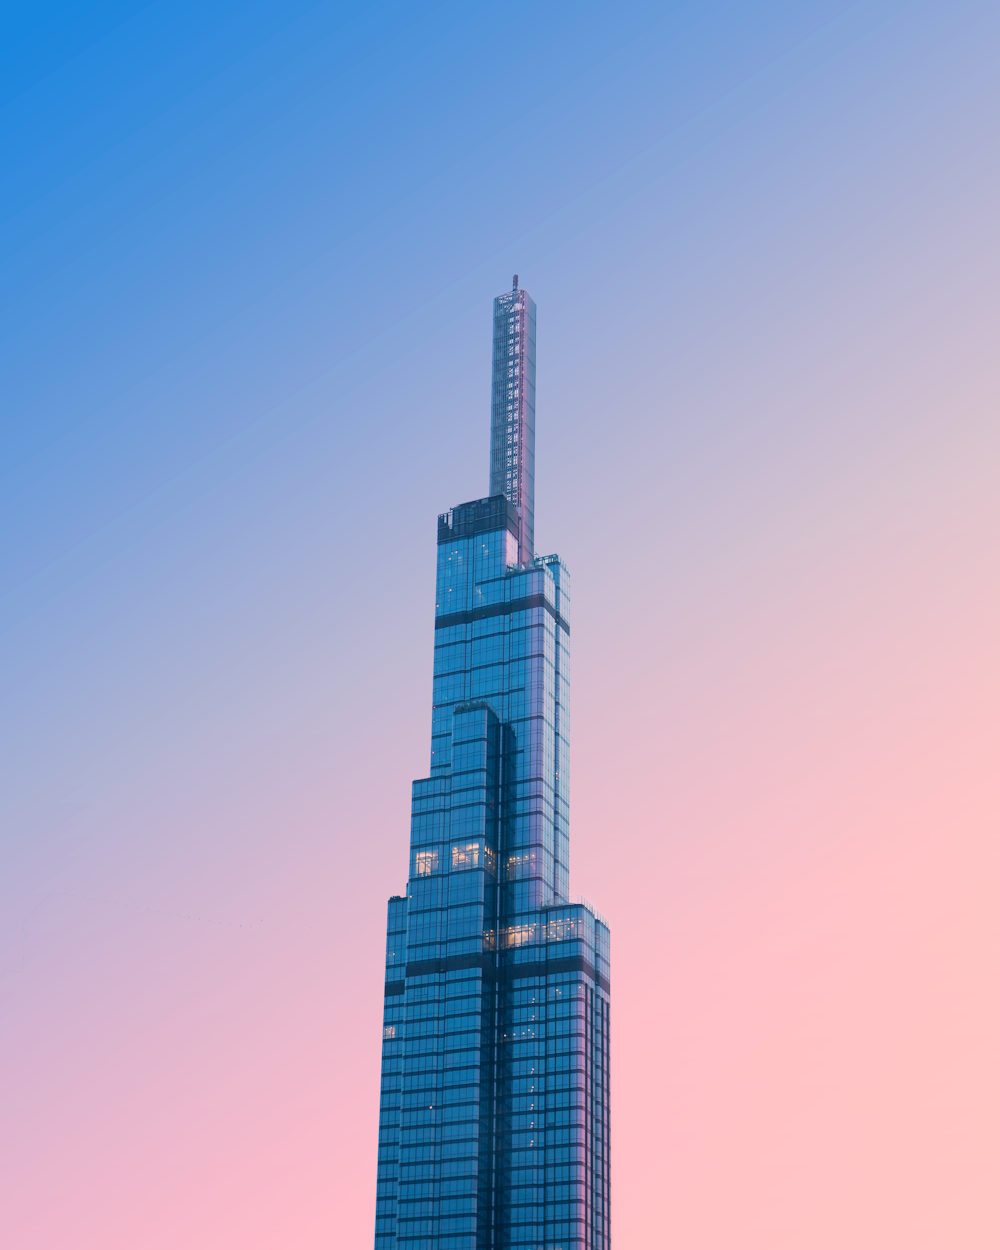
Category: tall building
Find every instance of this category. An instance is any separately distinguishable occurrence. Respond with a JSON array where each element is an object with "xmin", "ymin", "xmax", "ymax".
[{"xmin": 374, "ymin": 280, "xmax": 611, "ymax": 1250}]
